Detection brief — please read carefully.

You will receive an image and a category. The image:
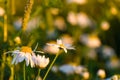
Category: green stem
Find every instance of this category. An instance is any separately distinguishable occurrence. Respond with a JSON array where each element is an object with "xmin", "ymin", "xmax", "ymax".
[
  {"xmin": 43, "ymin": 53, "xmax": 59, "ymax": 80},
  {"xmin": 37, "ymin": 69, "xmax": 41, "ymax": 77},
  {"xmin": 36, "ymin": 69, "xmax": 41, "ymax": 80},
  {"xmin": 9, "ymin": 65, "xmax": 14, "ymax": 80},
  {"xmin": 1, "ymin": 53, "xmax": 6, "ymax": 80},
  {"xmin": 23, "ymin": 63, "xmax": 26, "ymax": 80}
]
